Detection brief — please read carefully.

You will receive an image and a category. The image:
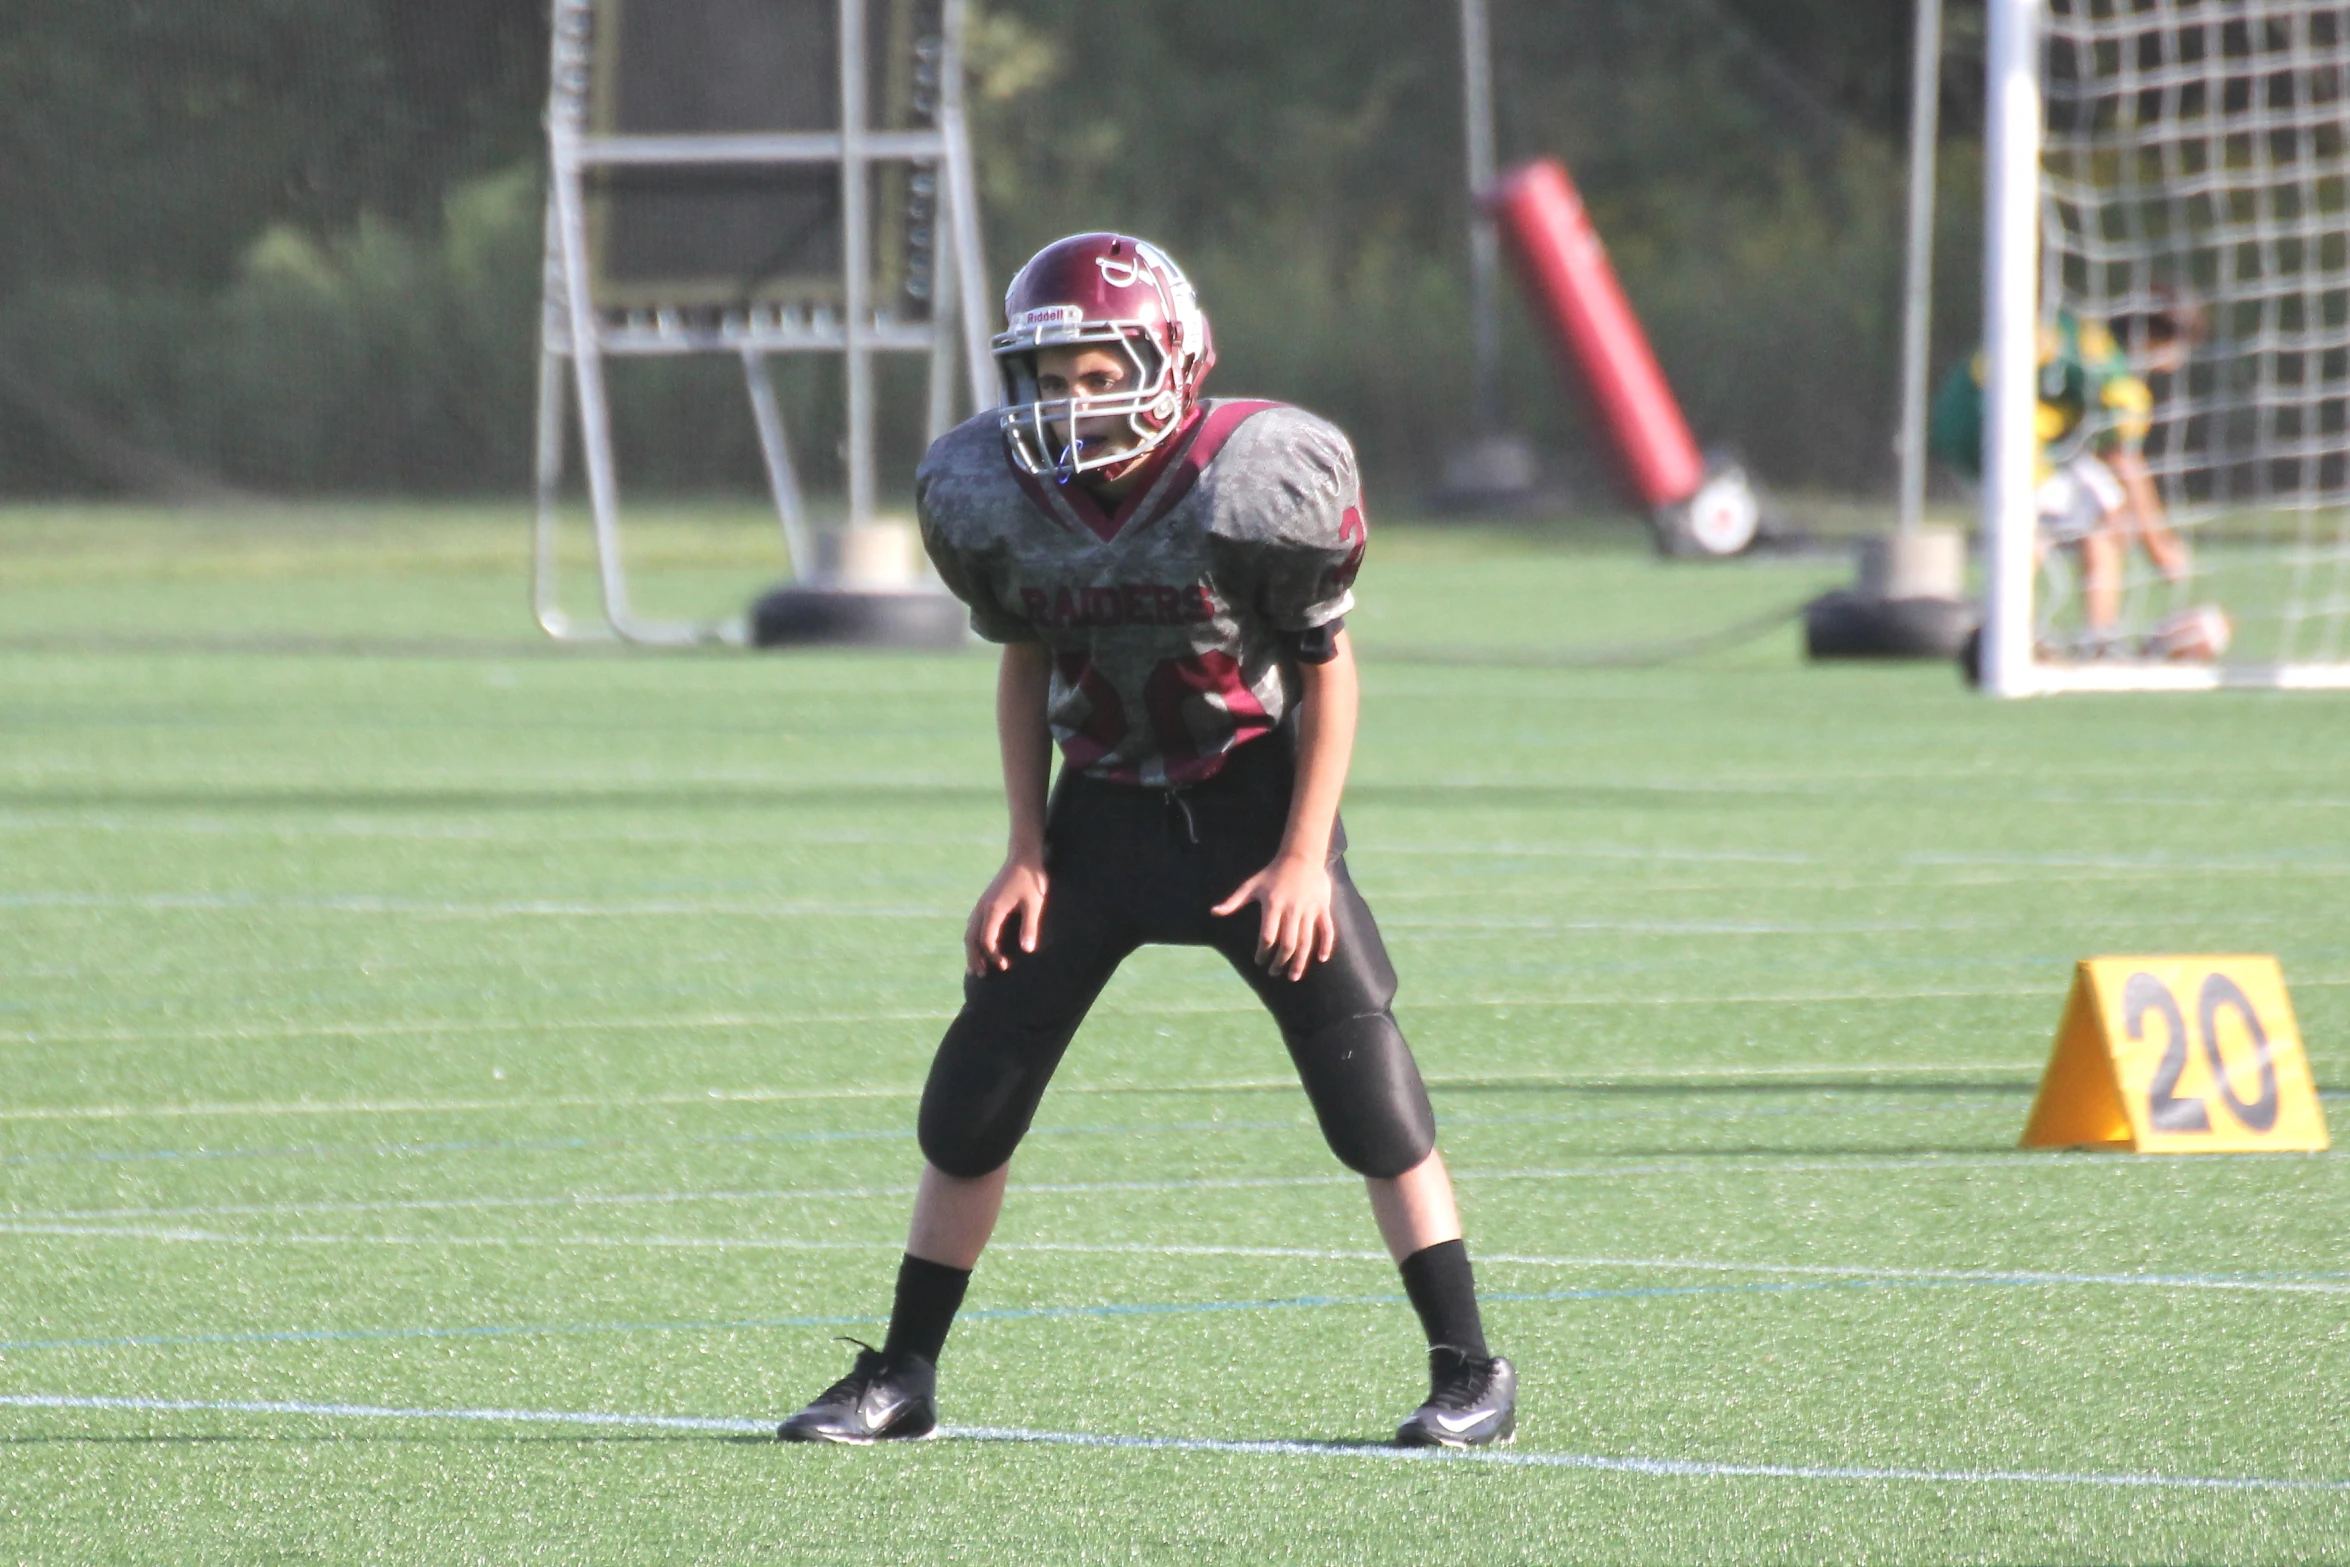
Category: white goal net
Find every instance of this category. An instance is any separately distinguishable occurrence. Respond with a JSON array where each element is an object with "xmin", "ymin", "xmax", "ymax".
[{"xmin": 1983, "ymin": 0, "xmax": 2350, "ymax": 692}]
